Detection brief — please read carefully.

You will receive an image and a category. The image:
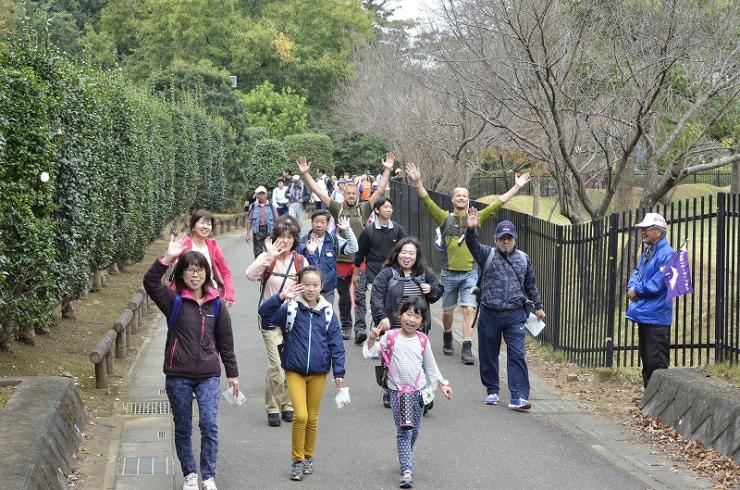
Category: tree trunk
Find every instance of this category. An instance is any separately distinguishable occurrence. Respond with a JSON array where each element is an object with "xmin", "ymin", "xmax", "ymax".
[
  {"xmin": 91, "ymin": 271, "xmax": 103, "ymax": 292},
  {"xmin": 61, "ymin": 300, "xmax": 76, "ymax": 319},
  {"xmin": 731, "ymin": 161, "xmax": 740, "ymax": 194},
  {"xmin": 109, "ymin": 263, "xmax": 120, "ymax": 275},
  {"xmin": 613, "ymin": 164, "xmax": 635, "ymax": 214},
  {"xmin": 532, "ymin": 174, "xmax": 541, "ymax": 217}
]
